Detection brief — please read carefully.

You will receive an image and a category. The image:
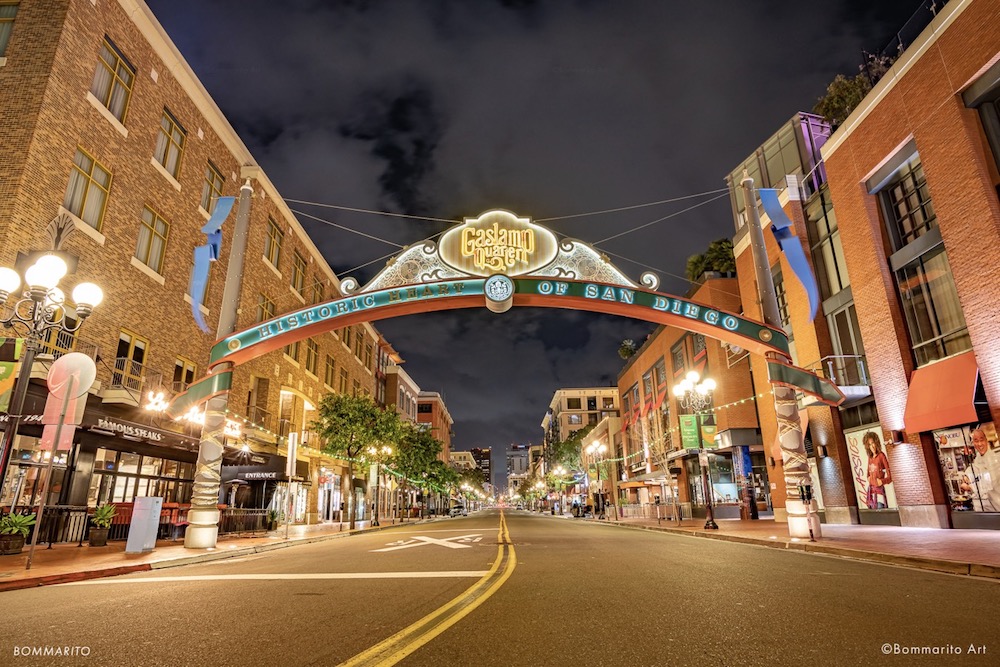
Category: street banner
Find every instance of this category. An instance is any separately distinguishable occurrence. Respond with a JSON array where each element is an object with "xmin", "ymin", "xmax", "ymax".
[
  {"xmin": 679, "ymin": 415, "xmax": 700, "ymax": 449},
  {"xmin": 0, "ymin": 338, "xmax": 24, "ymax": 413}
]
